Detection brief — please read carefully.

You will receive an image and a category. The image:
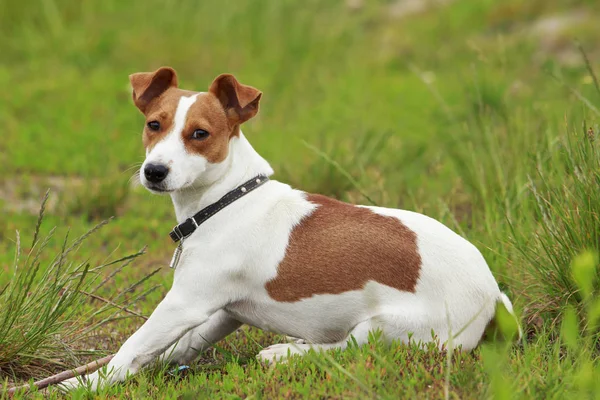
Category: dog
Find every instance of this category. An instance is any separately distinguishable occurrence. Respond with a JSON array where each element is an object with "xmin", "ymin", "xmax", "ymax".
[{"xmin": 62, "ymin": 67, "xmax": 518, "ymax": 391}]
